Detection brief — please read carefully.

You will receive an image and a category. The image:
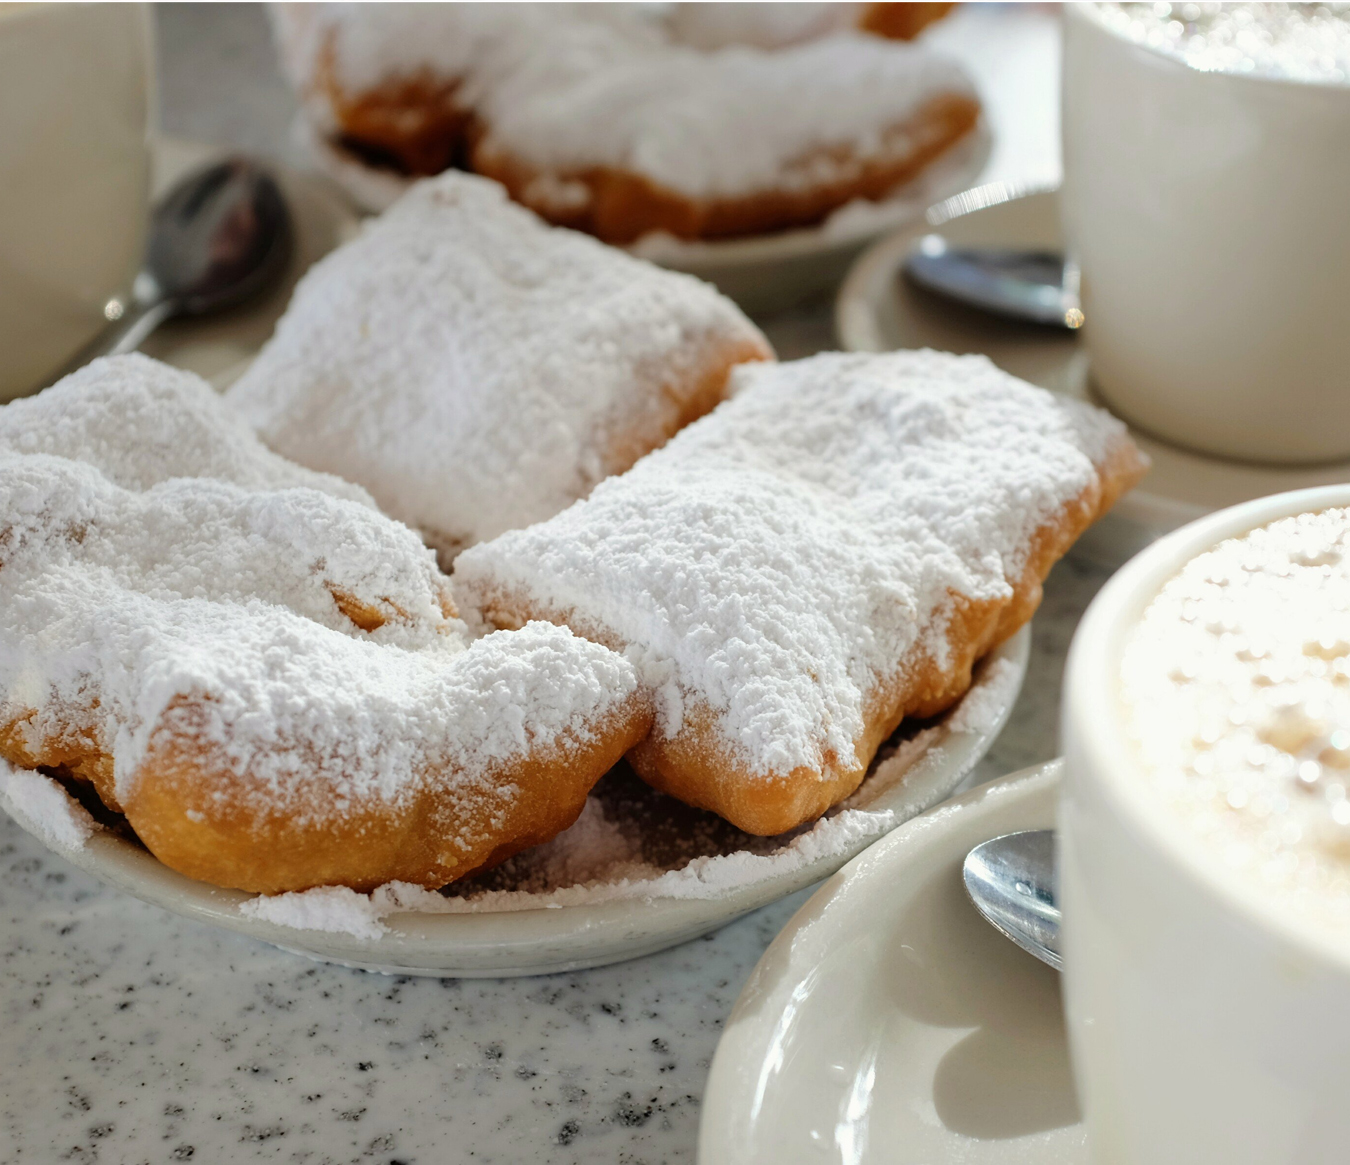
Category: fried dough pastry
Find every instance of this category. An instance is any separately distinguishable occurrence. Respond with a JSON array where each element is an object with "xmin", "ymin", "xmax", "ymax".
[
  {"xmin": 227, "ymin": 172, "xmax": 770, "ymax": 562},
  {"xmin": 273, "ymin": 4, "xmax": 979, "ymax": 239},
  {"xmin": 665, "ymin": 3, "xmax": 957, "ymax": 51},
  {"xmin": 455, "ymin": 351, "xmax": 1147, "ymax": 836},
  {"xmin": 0, "ymin": 356, "xmax": 650, "ymax": 893}
]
